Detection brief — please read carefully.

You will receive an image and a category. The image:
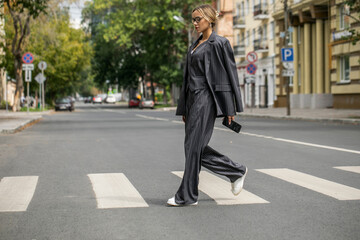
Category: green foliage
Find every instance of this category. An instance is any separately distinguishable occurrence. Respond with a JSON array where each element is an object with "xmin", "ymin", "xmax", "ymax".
[
  {"xmin": 0, "ymin": 100, "xmax": 10, "ymax": 109},
  {"xmin": 344, "ymin": 0, "xmax": 360, "ymax": 45},
  {"xmin": 83, "ymin": 0, "xmax": 209, "ymax": 95}
]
